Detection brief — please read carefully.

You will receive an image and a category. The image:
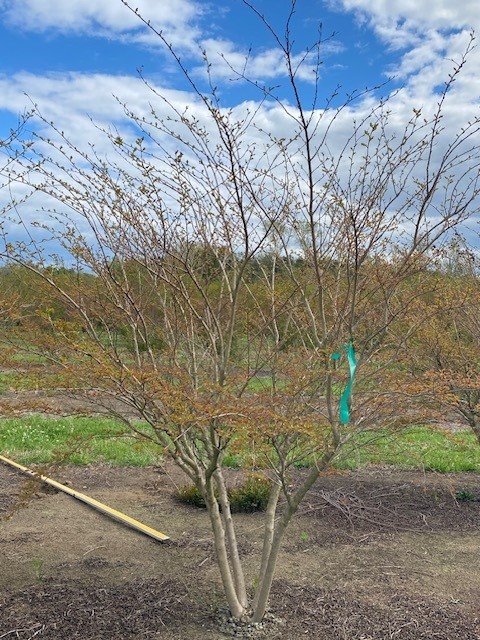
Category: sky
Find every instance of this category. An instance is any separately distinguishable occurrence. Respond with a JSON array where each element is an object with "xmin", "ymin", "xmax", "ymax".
[
  {"xmin": 0, "ymin": 0, "xmax": 478, "ymax": 134},
  {"xmin": 0, "ymin": 0, "xmax": 479, "ymax": 255}
]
